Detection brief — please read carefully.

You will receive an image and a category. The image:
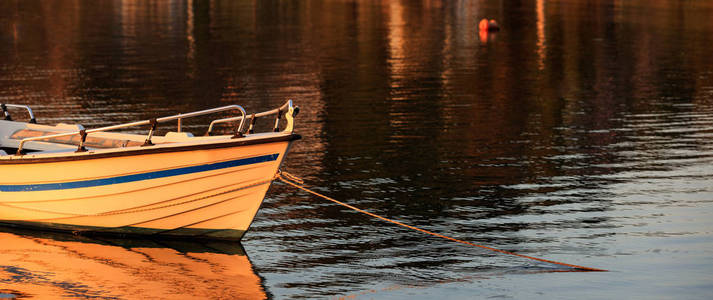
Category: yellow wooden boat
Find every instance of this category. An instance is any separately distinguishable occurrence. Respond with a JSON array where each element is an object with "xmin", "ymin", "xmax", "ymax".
[{"xmin": 0, "ymin": 101, "xmax": 299, "ymax": 240}]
